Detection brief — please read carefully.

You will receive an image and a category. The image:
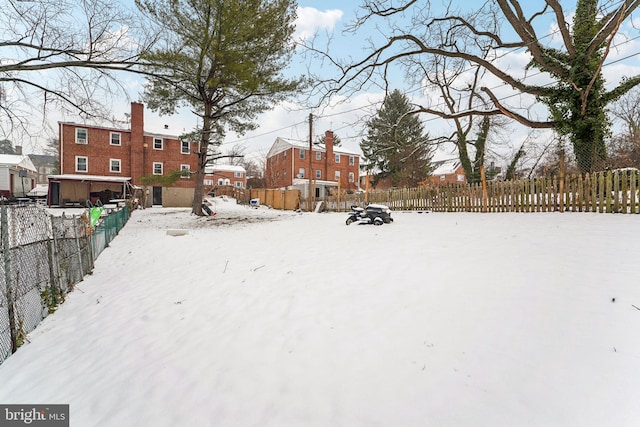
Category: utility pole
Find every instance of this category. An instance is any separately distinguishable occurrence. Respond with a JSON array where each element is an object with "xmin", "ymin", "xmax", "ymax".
[{"xmin": 308, "ymin": 113, "xmax": 313, "ymax": 212}]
